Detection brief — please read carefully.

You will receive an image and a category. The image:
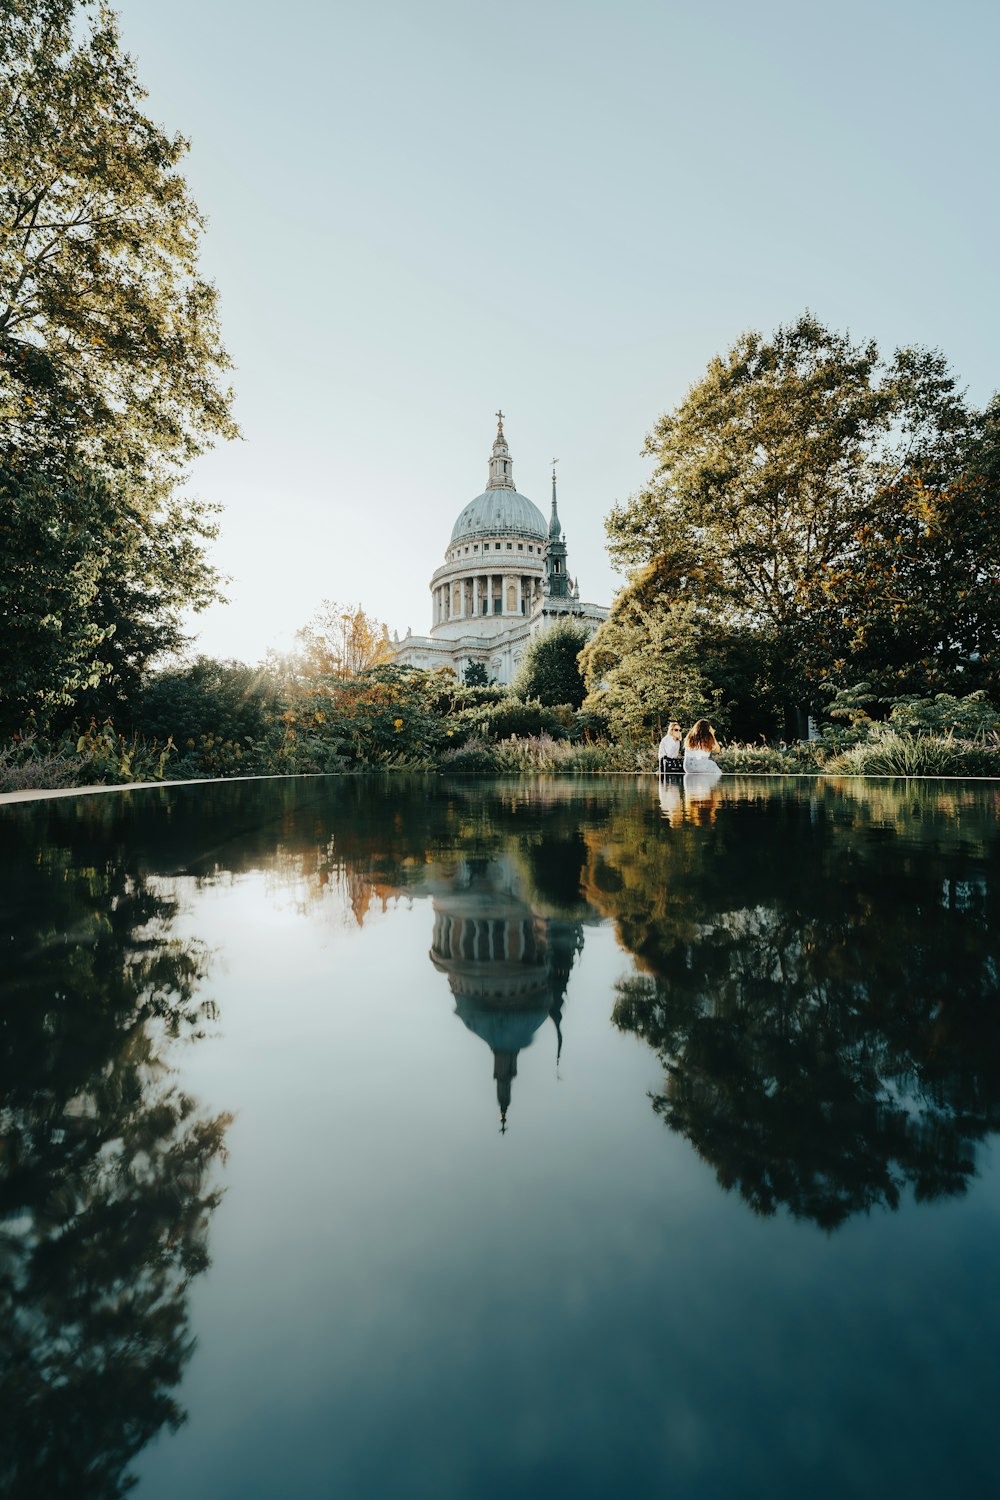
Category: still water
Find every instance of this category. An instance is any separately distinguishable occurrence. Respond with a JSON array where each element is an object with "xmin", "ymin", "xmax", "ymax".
[{"xmin": 2, "ymin": 774, "xmax": 999, "ymax": 1499}]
